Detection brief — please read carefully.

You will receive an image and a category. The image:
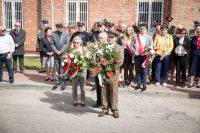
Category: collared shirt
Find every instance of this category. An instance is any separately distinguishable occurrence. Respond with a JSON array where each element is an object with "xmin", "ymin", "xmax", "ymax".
[
  {"xmin": 179, "ymin": 37, "xmax": 184, "ymax": 45},
  {"xmin": 0, "ymin": 34, "xmax": 15, "ymax": 54}
]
